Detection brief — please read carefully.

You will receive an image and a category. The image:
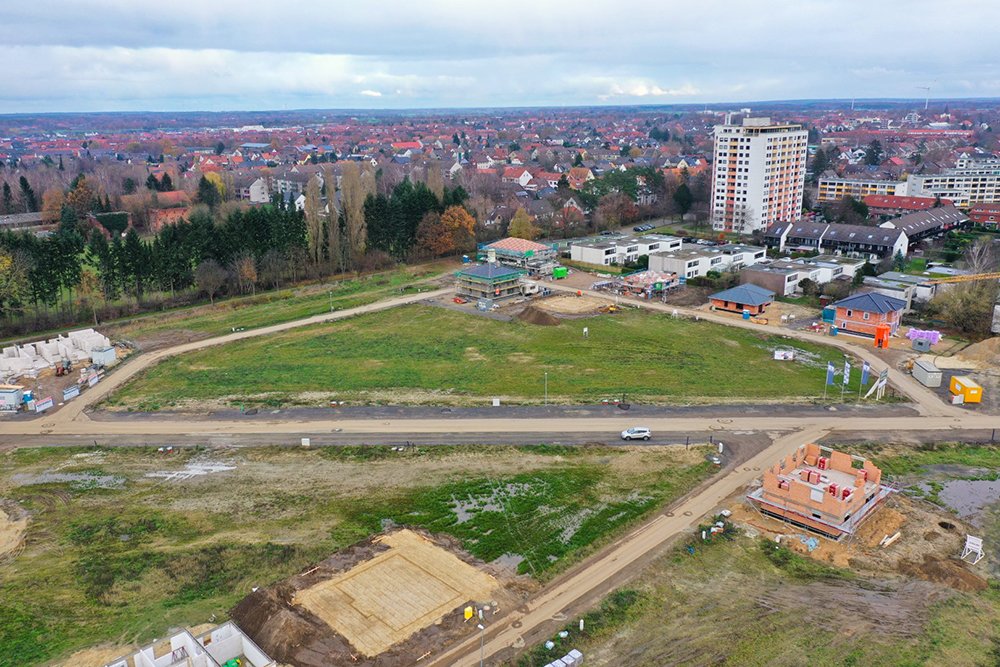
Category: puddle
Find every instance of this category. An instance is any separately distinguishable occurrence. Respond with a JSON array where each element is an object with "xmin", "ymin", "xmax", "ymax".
[
  {"xmin": 926, "ymin": 479, "xmax": 1000, "ymax": 526},
  {"xmin": 450, "ymin": 482, "xmax": 539, "ymax": 524},
  {"xmin": 491, "ymin": 553, "xmax": 525, "ymax": 572},
  {"xmin": 11, "ymin": 472, "xmax": 125, "ymax": 490},
  {"xmin": 145, "ymin": 461, "xmax": 236, "ymax": 482}
]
